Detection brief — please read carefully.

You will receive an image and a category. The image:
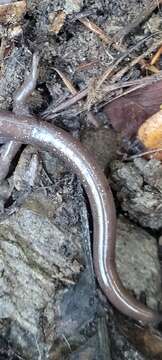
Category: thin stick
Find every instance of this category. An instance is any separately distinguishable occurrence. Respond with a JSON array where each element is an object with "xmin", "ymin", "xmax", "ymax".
[
  {"xmin": 44, "ymin": 71, "xmax": 162, "ymax": 118},
  {"xmin": 125, "ymin": 148, "xmax": 162, "ymax": 161},
  {"xmin": 43, "ymin": 33, "xmax": 162, "ymax": 117},
  {"xmin": 49, "ymin": 69, "xmax": 99, "ymax": 127},
  {"xmin": 102, "ymin": 71, "xmax": 162, "ymax": 107},
  {"xmin": 54, "ymin": 68, "xmax": 78, "ymax": 95},
  {"xmin": 42, "ymin": 88, "xmax": 88, "ymax": 118},
  {"xmin": 112, "ymin": 37, "xmax": 162, "ymax": 83},
  {"xmin": 151, "ymin": 44, "xmax": 162, "ymax": 65},
  {"xmin": 96, "ymin": 31, "xmax": 160, "ymax": 89},
  {"xmin": 79, "ymin": 17, "xmax": 125, "ymax": 52}
]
